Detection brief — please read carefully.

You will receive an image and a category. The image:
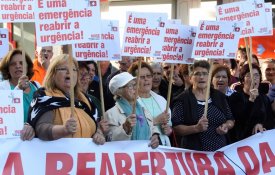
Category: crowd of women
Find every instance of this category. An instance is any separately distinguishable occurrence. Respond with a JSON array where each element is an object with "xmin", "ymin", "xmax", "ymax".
[{"xmin": 0, "ymin": 47, "xmax": 274, "ymax": 151}]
